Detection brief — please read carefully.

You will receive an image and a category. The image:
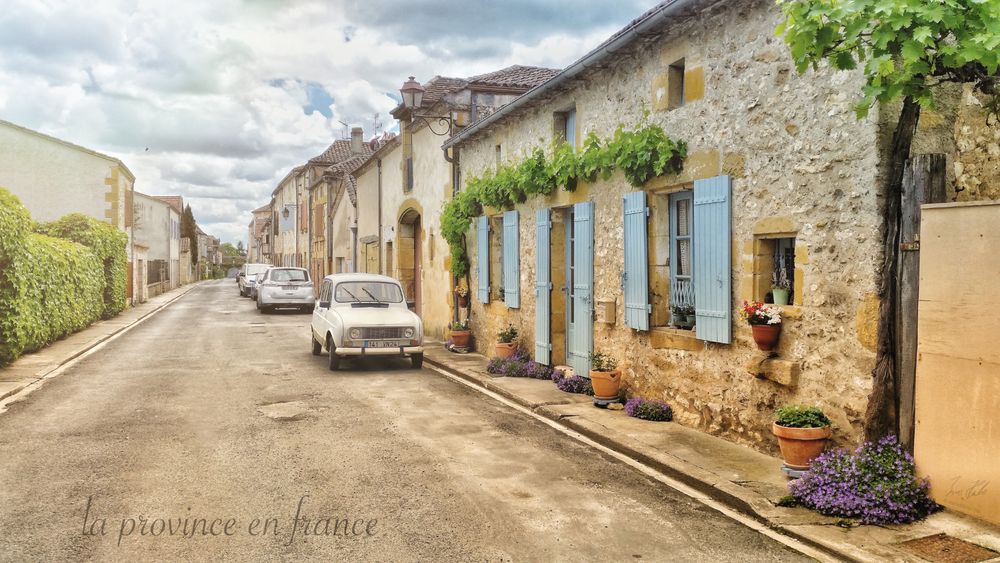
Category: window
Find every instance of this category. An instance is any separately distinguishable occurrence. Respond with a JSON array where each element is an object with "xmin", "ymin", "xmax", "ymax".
[
  {"xmin": 405, "ymin": 157, "xmax": 413, "ymax": 192},
  {"xmin": 495, "ymin": 144, "xmax": 502, "ymax": 171},
  {"xmin": 753, "ymin": 236, "xmax": 797, "ymax": 306},
  {"xmin": 668, "ymin": 190, "xmax": 694, "ymax": 327},
  {"xmin": 270, "ymin": 269, "xmax": 309, "ymax": 282},
  {"xmin": 320, "ymin": 280, "xmax": 332, "ymax": 304},
  {"xmin": 554, "ymin": 107, "xmax": 577, "ymax": 149},
  {"xmin": 334, "ymin": 281, "xmax": 404, "ymax": 303},
  {"xmin": 490, "ymin": 215, "xmax": 504, "ymax": 302},
  {"xmin": 668, "ymin": 58, "xmax": 685, "ymax": 110}
]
